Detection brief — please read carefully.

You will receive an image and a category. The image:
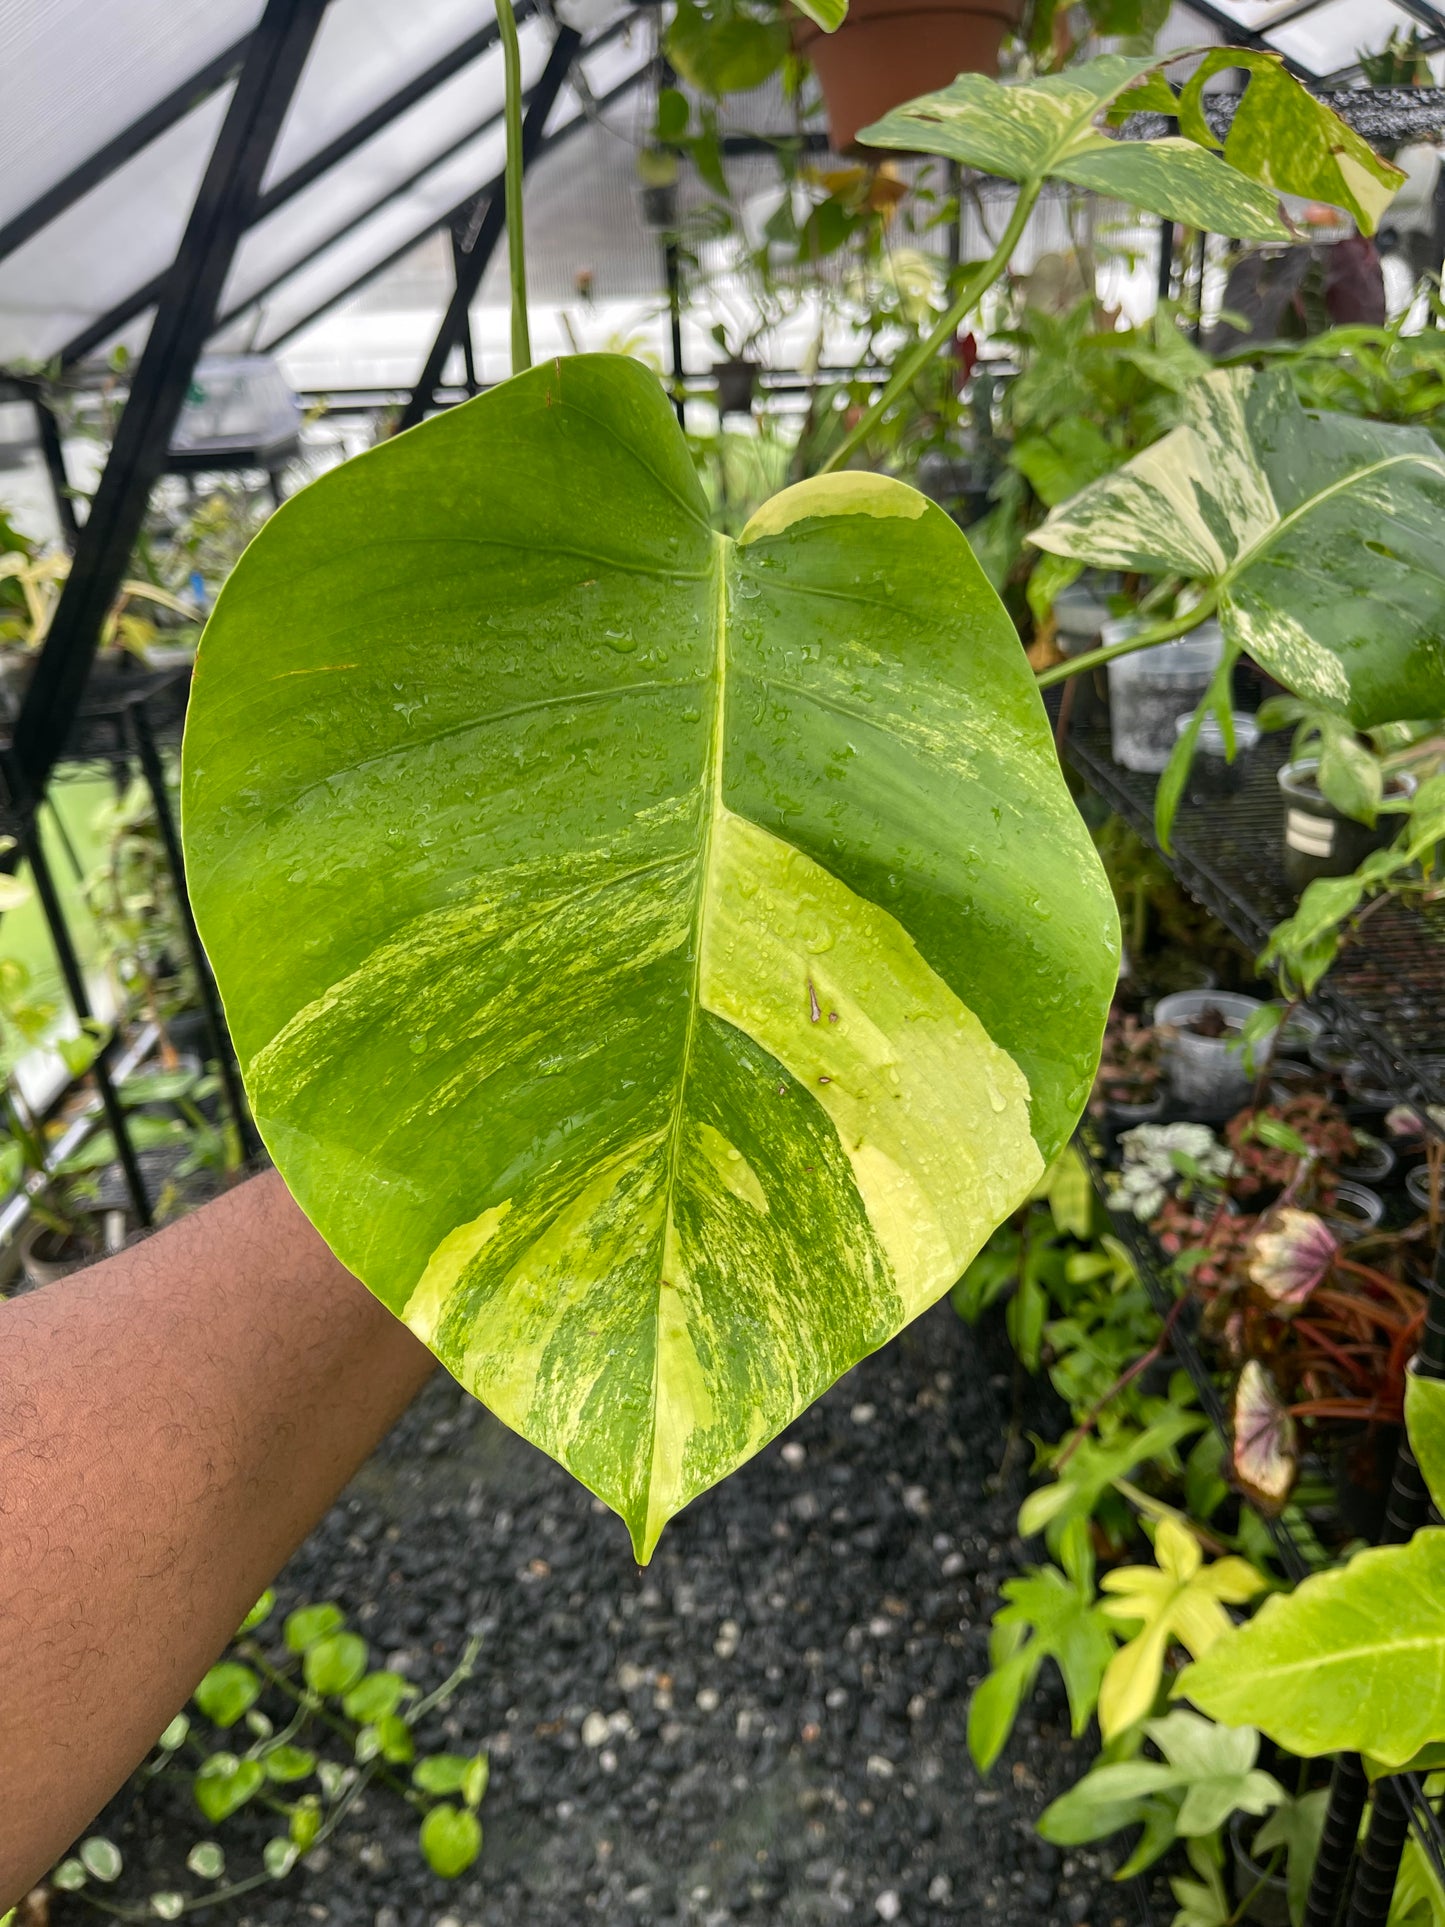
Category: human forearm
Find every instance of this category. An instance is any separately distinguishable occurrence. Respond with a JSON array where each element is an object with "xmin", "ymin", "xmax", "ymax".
[{"xmin": 0, "ymin": 1168, "xmax": 434, "ymax": 1902}]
